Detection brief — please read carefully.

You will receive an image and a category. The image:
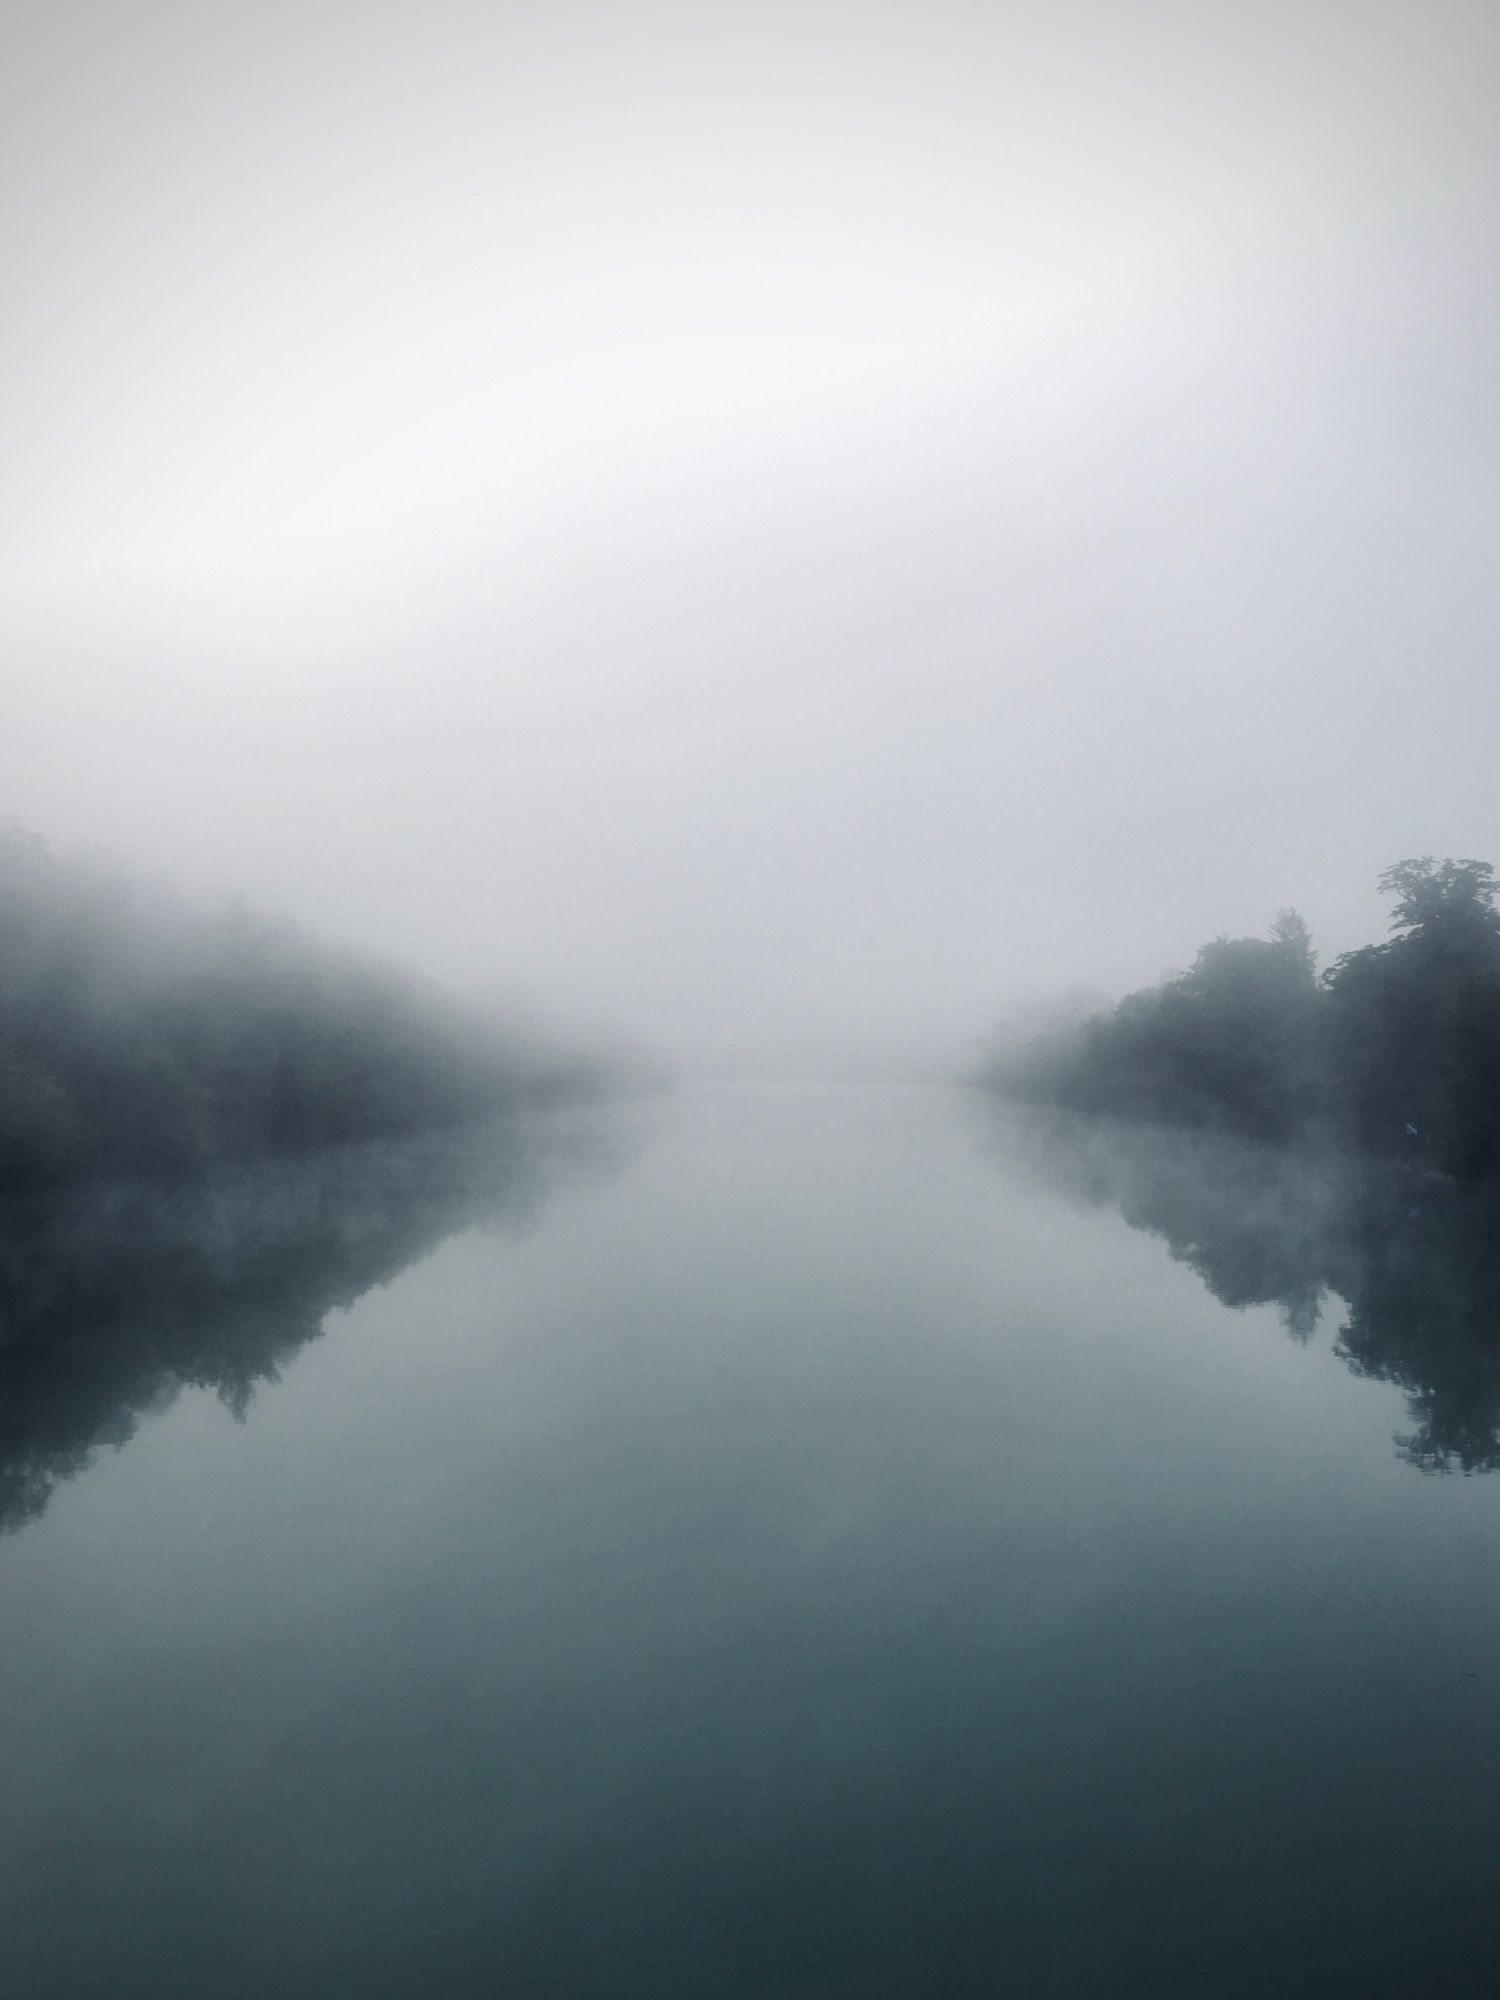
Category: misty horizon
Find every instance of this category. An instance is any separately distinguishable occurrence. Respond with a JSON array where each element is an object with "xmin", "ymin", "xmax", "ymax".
[
  {"xmin": 10, "ymin": 15, "xmax": 1500, "ymax": 1989},
  {"xmin": 7, "ymin": 1, "xmax": 1499, "ymax": 1069}
]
